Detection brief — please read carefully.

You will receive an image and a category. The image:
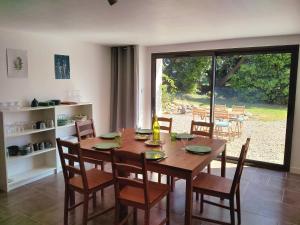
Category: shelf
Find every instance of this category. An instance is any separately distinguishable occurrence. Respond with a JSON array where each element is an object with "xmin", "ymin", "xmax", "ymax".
[
  {"xmin": 7, "ymin": 167, "xmax": 56, "ymax": 191},
  {"xmin": 55, "ymin": 102, "xmax": 92, "ymax": 108},
  {"xmin": 5, "ymin": 127, "xmax": 55, "ymax": 138},
  {"xmin": 0, "ymin": 103, "xmax": 91, "ymax": 113},
  {"xmin": 56, "ymin": 123, "xmax": 75, "ymax": 129},
  {"xmin": 1, "ymin": 106, "xmax": 54, "ymax": 112},
  {"xmin": 7, "ymin": 147, "xmax": 56, "ymax": 161}
]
